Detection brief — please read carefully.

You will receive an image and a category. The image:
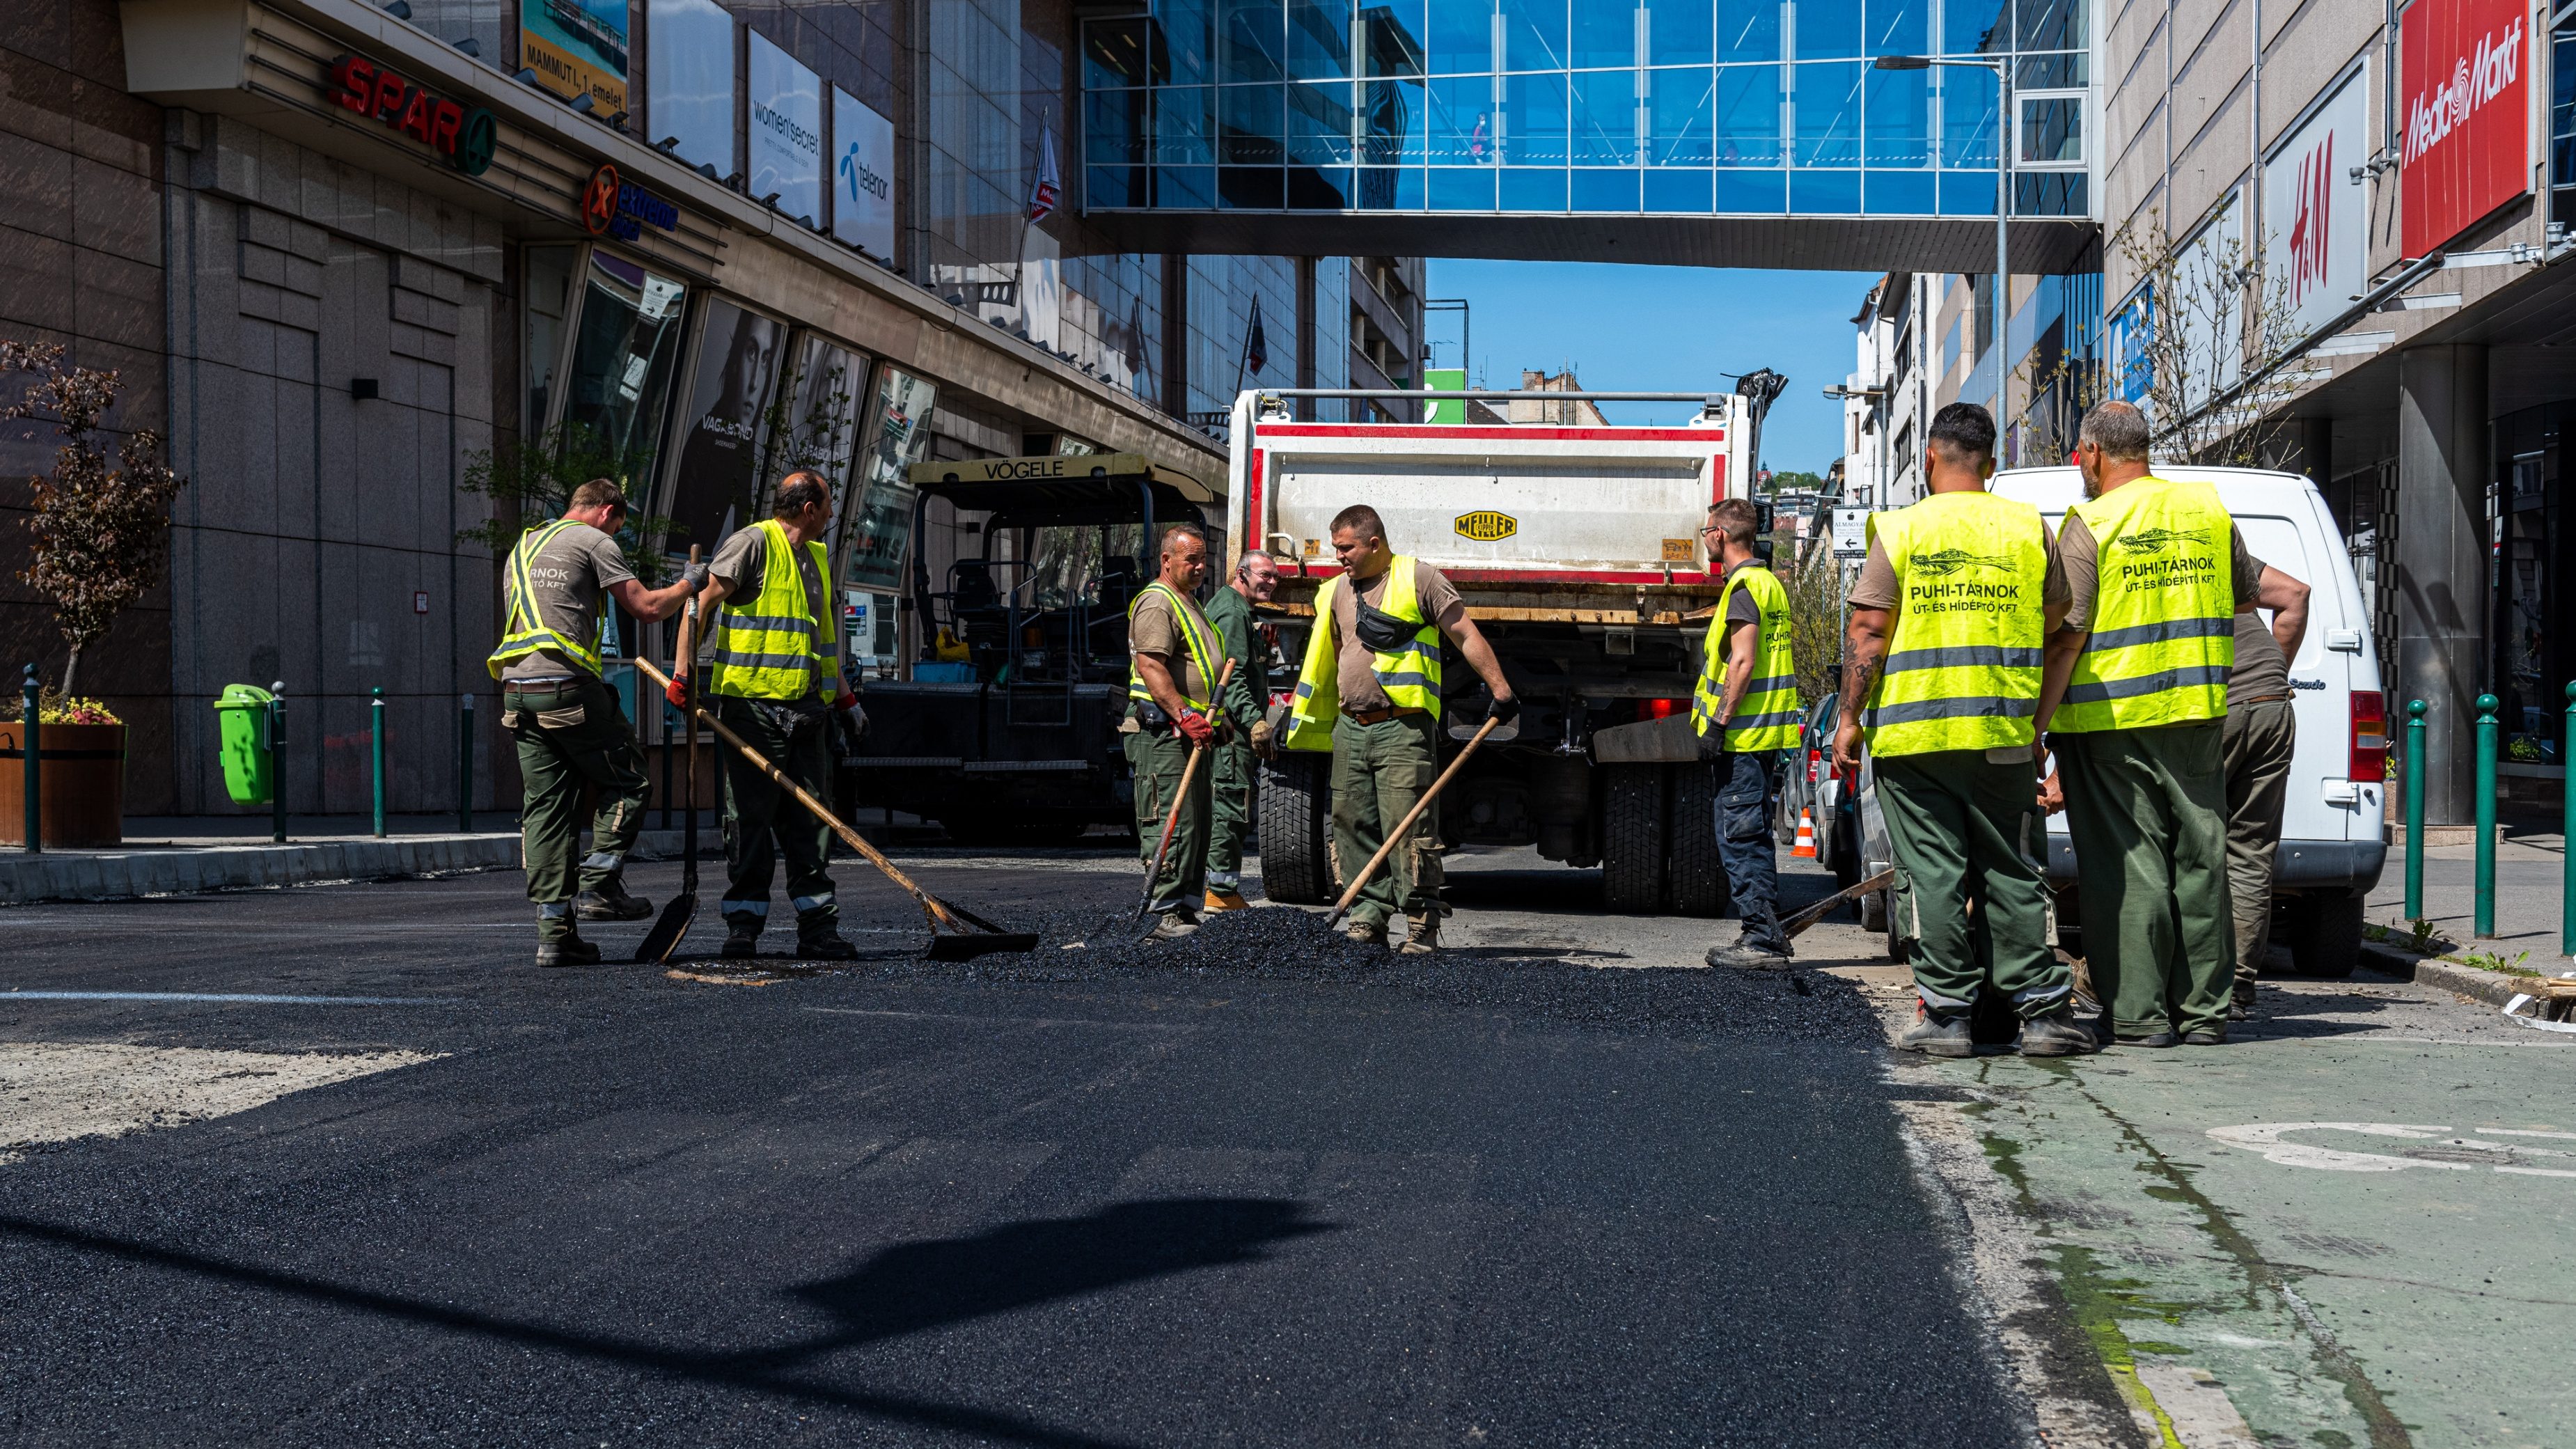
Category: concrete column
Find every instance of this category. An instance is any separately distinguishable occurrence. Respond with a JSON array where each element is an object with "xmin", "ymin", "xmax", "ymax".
[
  {"xmin": 2393, "ymin": 345, "xmax": 2490, "ymax": 824},
  {"xmin": 1294, "ymin": 256, "xmax": 1317, "ymax": 421}
]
